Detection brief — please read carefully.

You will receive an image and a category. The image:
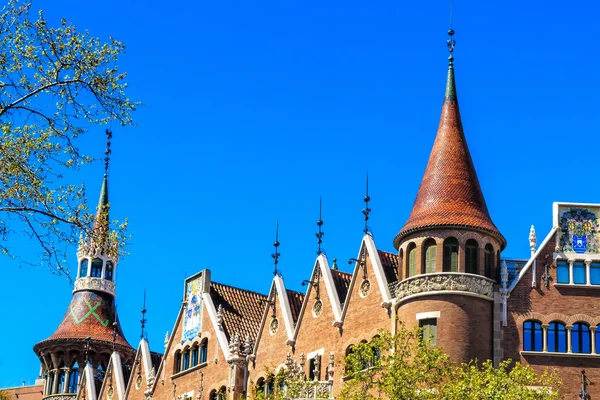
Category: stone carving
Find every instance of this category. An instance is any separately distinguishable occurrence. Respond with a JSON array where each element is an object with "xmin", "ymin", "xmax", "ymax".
[
  {"xmin": 529, "ymin": 225, "xmax": 537, "ymax": 253},
  {"xmin": 243, "ymin": 334, "xmax": 253, "ymax": 355},
  {"xmin": 229, "ymin": 333, "xmax": 240, "ymax": 356},
  {"xmin": 390, "ymin": 273, "xmax": 494, "ymax": 301},
  {"xmin": 45, "ymin": 395, "xmax": 76, "ymax": 400},
  {"xmin": 73, "ymin": 277, "xmax": 115, "ymax": 295},
  {"xmin": 164, "ymin": 331, "xmax": 170, "ymax": 351},
  {"xmin": 147, "ymin": 367, "xmax": 156, "ymax": 388},
  {"xmin": 216, "ymin": 305, "xmax": 224, "ymax": 330}
]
